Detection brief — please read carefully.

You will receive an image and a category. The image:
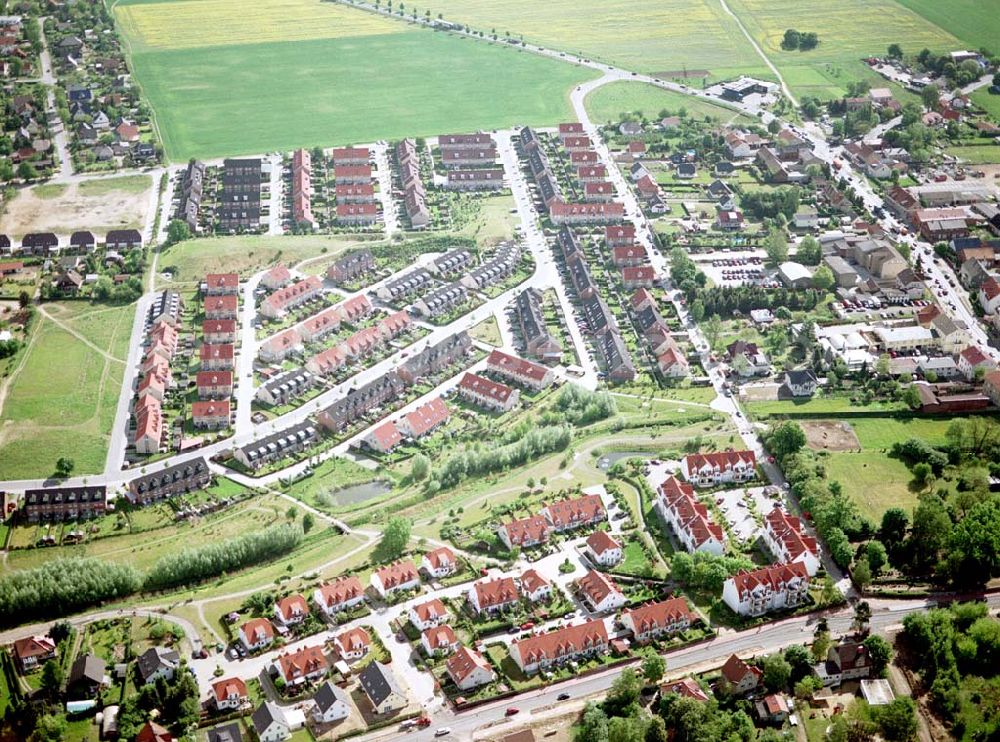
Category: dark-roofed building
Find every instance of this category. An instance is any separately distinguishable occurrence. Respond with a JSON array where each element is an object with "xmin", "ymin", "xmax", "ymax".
[
  {"xmin": 22, "ymin": 485, "xmax": 107, "ymax": 522},
  {"xmin": 358, "ymin": 661, "xmax": 407, "ymax": 715},
  {"xmin": 317, "ymin": 373, "xmax": 405, "ymax": 433},
  {"xmin": 69, "ymin": 230, "xmax": 96, "ymax": 251},
  {"xmin": 137, "ymin": 646, "xmax": 180, "ymax": 684},
  {"xmin": 105, "ymin": 229, "xmax": 142, "ymax": 250},
  {"xmin": 397, "ymin": 332, "xmax": 472, "ymax": 384},
  {"xmin": 235, "ymin": 421, "xmax": 320, "ymax": 470},
  {"xmin": 783, "ymin": 368, "xmax": 818, "ymax": 397},
  {"xmin": 446, "ymin": 169, "xmax": 505, "ymax": 190},
  {"xmin": 68, "ymin": 653, "xmax": 106, "ymax": 697},
  {"xmin": 206, "ymin": 722, "xmax": 244, "ymax": 742},
  {"xmin": 255, "ymin": 369, "xmax": 317, "ymax": 407},
  {"xmin": 20, "ymin": 232, "xmax": 58, "ymax": 255},
  {"xmin": 127, "ymin": 457, "xmax": 210, "ymax": 505},
  {"xmin": 515, "ymin": 288, "xmax": 561, "ymax": 364}
]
